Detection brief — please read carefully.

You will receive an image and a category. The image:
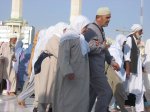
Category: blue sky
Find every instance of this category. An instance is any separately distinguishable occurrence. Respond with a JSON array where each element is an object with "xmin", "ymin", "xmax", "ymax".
[{"xmin": 0, "ymin": 0, "xmax": 149, "ymax": 41}]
